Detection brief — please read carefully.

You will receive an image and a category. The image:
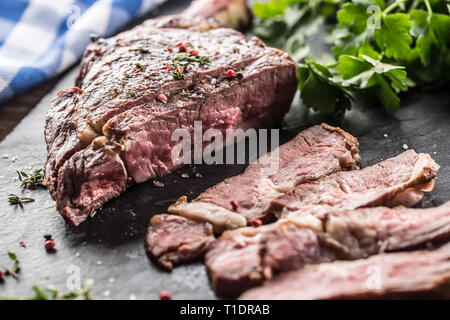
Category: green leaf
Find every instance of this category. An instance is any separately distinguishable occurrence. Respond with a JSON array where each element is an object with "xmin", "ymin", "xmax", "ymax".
[
  {"xmin": 411, "ymin": 10, "xmax": 439, "ymax": 66},
  {"xmin": 8, "ymin": 252, "xmax": 17, "ymax": 261},
  {"xmin": 337, "ymin": 2, "xmax": 371, "ymax": 34},
  {"xmin": 431, "ymin": 12, "xmax": 450, "ymax": 48},
  {"xmin": 300, "ymin": 60, "xmax": 352, "ymax": 115},
  {"xmin": 358, "ymin": 43, "xmax": 382, "ymax": 60},
  {"xmin": 370, "ymin": 74, "xmax": 401, "ymax": 110},
  {"xmin": 336, "ymin": 54, "xmax": 409, "ymax": 109},
  {"xmin": 253, "ymin": 0, "xmax": 303, "ymax": 19},
  {"xmin": 375, "ymin": 13, "xmax": 412, "ymax": 60}
]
